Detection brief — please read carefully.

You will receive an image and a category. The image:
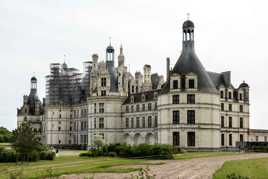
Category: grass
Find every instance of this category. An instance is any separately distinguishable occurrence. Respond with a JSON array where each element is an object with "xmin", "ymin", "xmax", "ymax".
[
  {"xmin": 174, "ymin": 151, "xmax": 238, "ymax": 160},
  {"xmin": 213, "ymin": 157, "xmax": 268, "ymax": 179},
  {"xmin": 0, "ymin": 156, "xmax": 160, "ymax": 179}
]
